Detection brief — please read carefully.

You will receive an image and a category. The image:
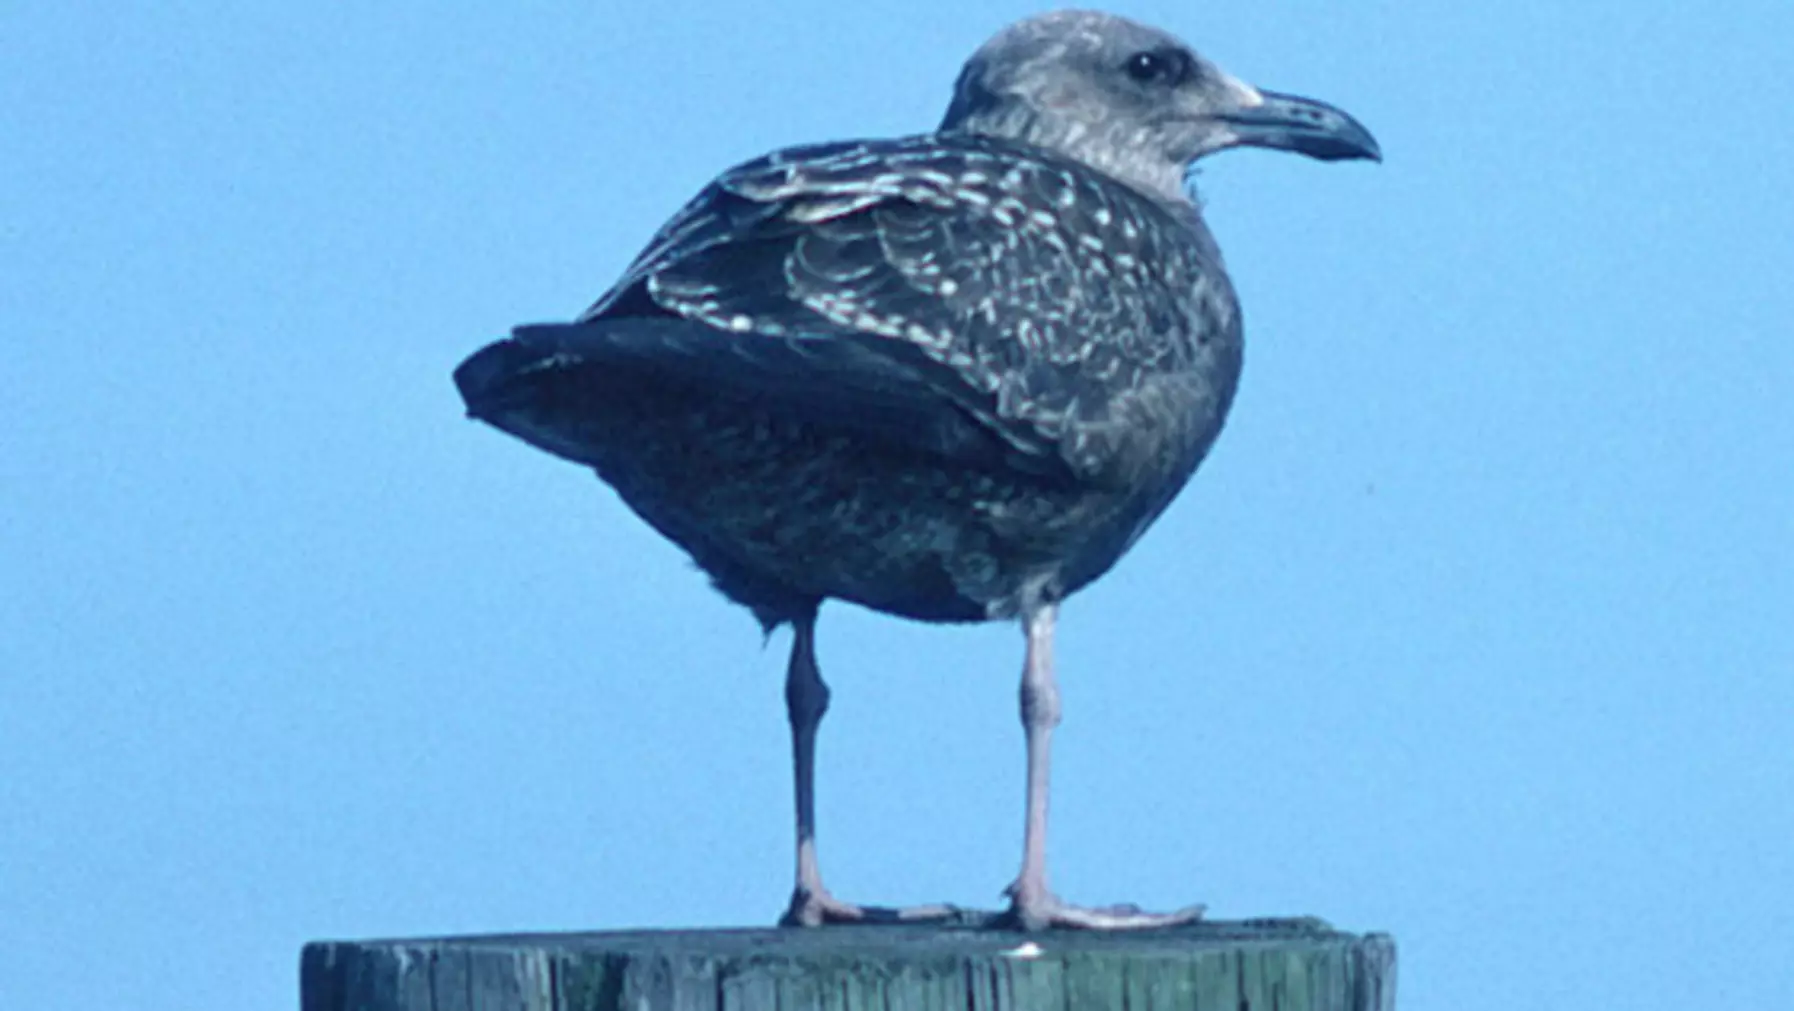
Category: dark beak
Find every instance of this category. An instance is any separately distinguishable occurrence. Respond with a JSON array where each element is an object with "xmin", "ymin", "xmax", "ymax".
[{"xmin": 1220, "ymin": 90, "xmax": 1381, "ymax": 162}]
